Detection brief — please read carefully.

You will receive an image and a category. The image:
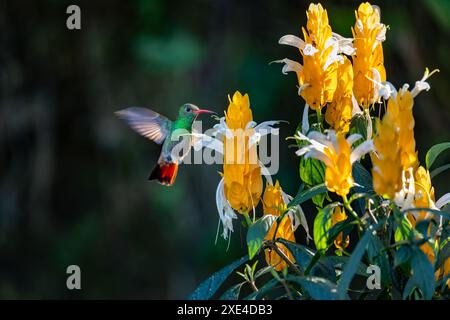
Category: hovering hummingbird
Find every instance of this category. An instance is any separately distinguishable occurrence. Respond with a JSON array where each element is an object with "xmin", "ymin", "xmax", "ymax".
[{"xmin": 116, "ymin": 104, "xmax": 215, "ymax": 186}]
